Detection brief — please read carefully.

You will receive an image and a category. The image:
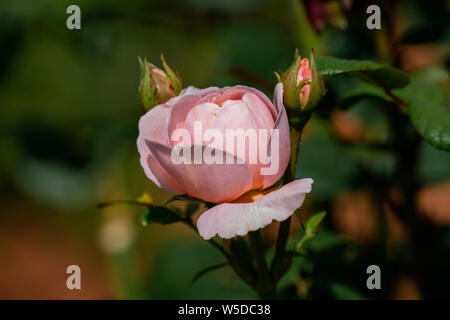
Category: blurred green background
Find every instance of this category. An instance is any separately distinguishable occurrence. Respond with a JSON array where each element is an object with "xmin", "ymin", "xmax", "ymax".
[{"xmin": 0, "ymin": 0, "xmax": 449, "ymax": 299}]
